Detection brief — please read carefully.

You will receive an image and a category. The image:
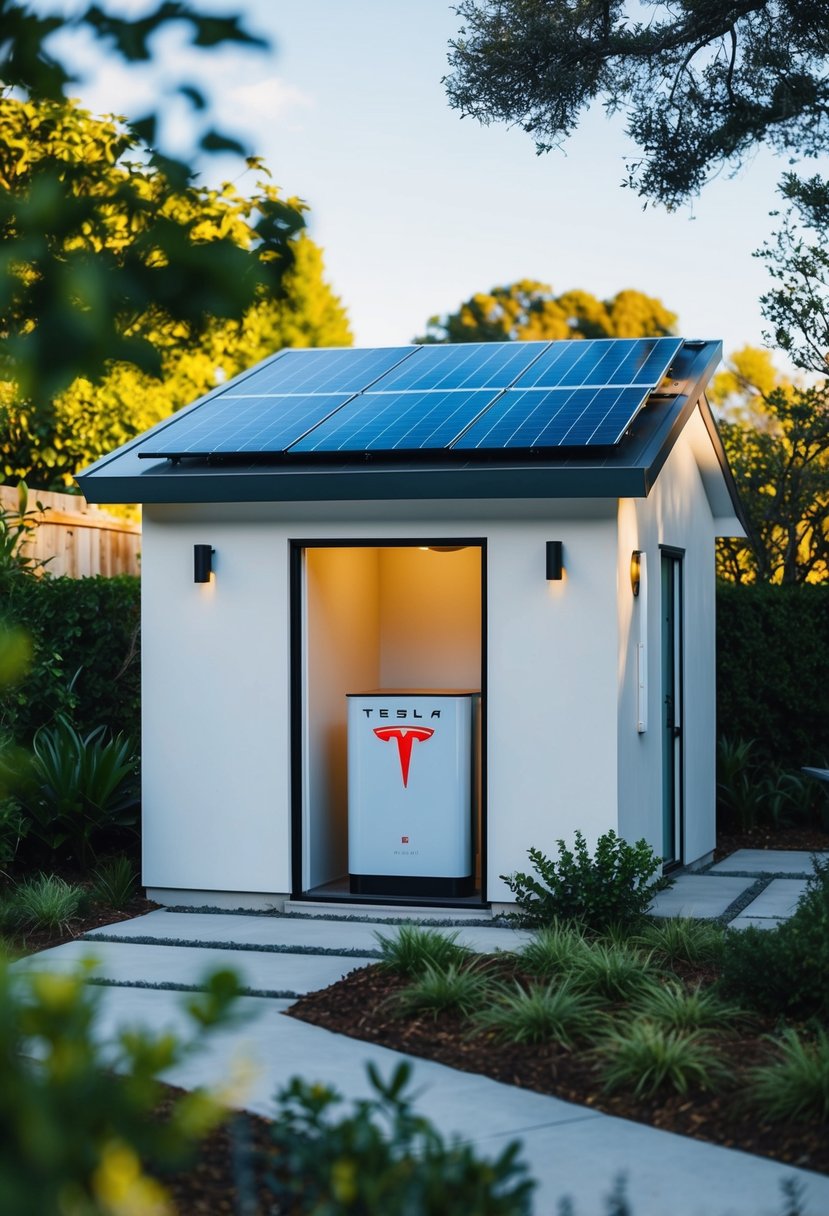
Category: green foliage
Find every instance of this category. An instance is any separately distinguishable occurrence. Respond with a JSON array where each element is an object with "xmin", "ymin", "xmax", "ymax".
[
  {"xmin": 394, "ymin": 962, "xmax": 495, "ymax": 1020},
  {"xmin": 419, "ymin": 280, "xmax": 676, "ymax": 344},
  {"xmin": 502, "ymin": 831, "xmax": 668, "ymax": 931},
  {"xmin": 1, "ymin": 574, "xmax": 140, "ymax": 742},
  {"xmin": 716, "ymin": 736, "xmax": 769, "ymax": 833},
  {"xmin": 21, "ymin": 722, "xmax": 138, "ymax": 864},
  {"xmin": 570, "ymin": 942, "xmax": 657, "ymax": 1002},
  {"xmin": 90, "ymin": 855, "xmax": 138, "ymax": 909},
  {"xmin": 374, "ymin": 924, "xmax": 473, "ymax": 977},
  {"xmin": 0, "ymin": 482, "xmax": 49, "ymax": 587},
  {"xmin": 716, "ymin": 583, "xmax": 829, "ymax": 775},
  {"xmin": 719, "ymin": 857, "xmax": 829, "ymax": 1017},
  {"xmin": 0, "ymin": 961, "xmax": 242, "ymax": 1216},
  {"xmin": 747, "ymin": 1027, "xmax": 829, "ymax": 1123},
  {"xmin": 633, "ymin": 918, "xmax": 726, "ymax": 969},
  {"xmin": 514, "ymin": 921, "xmax": 590, "ymax": 979},
  {"xmin": 596, "ymin": 1022, "xmax": 724, "ymax": 1098},
  {"xmin": 1, "ymin": 873, "xmax": 87, "ymax": 933},
  {"xmin": 255, "ymin": 1061, "xmax": 535, "ymax": 1216},
  {"xmin": 445, "ymin": 1, "xmax": 828, "ymax": 207},
  {"xmin": 473, "ymin": 978, "xmax": 603, "ymax": 1046},
  {"xmin": 630, "ymin": 981, "xmax": 744, "ymax": 1034}
]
